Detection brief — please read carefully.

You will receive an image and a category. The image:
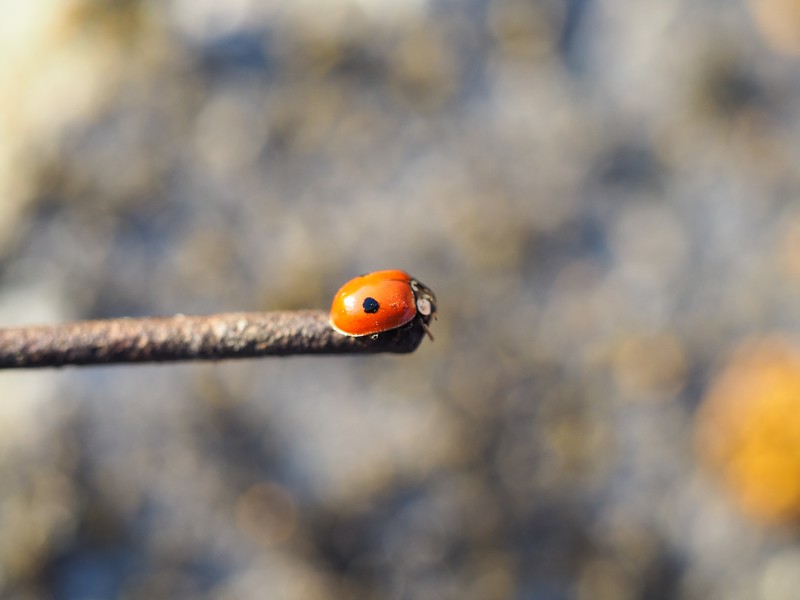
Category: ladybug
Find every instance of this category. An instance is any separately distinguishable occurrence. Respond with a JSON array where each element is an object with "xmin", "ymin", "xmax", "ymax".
[{"xmin": 329, "ymin": 269, "xmax": 437, "ymax": 339}]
